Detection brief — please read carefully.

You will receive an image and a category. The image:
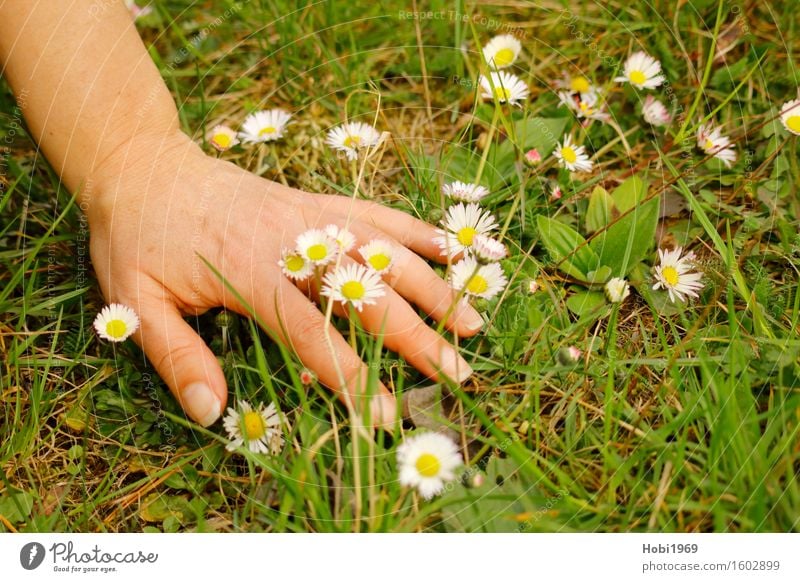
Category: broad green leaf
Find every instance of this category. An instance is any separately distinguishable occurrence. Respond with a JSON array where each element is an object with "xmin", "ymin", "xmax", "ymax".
[
  {"xmin": 536, "ymin": 215, "xmax": 599, "ymax": 280},
  {"xmin": 566, "ymin": 290, "xmax": 608, "ymax": 317},
  {"xmin": 611, "ymin": 175, "xmax": 647, "ymax": 213},
  {"xmin": 590, "ymin": 195, "xmax": 659, "ymax": 277},
  {"xmin": 585, "ymin": 265, "xmax": 613, "ymax": 284},
  {"xmin": 585, "ymin": 186, "xmax": 614, "ymax": 232},
  {"xmin": 0, "ymin": 490, "xmax": 35, "ymax": 523}
]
